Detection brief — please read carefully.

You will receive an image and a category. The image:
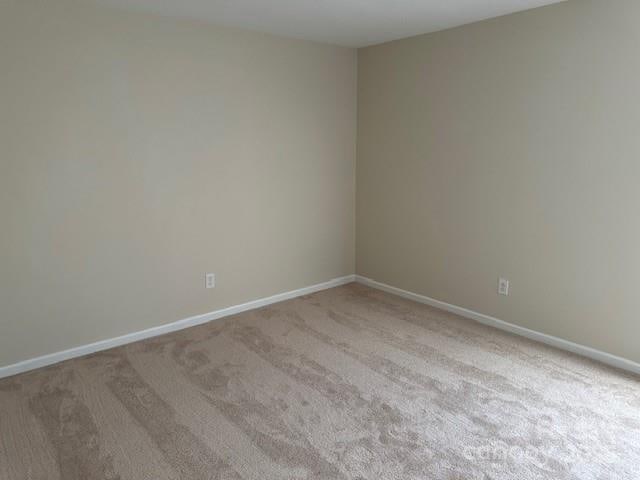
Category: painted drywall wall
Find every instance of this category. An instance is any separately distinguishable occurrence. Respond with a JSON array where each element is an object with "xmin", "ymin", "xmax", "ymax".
[
  {"xmin": 357, "ymin": 0, "xmax": 640, "ymax": 363},
  {"xmin": 0, "ymin": 0, "xmax": 356, "ymax": 367}
]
